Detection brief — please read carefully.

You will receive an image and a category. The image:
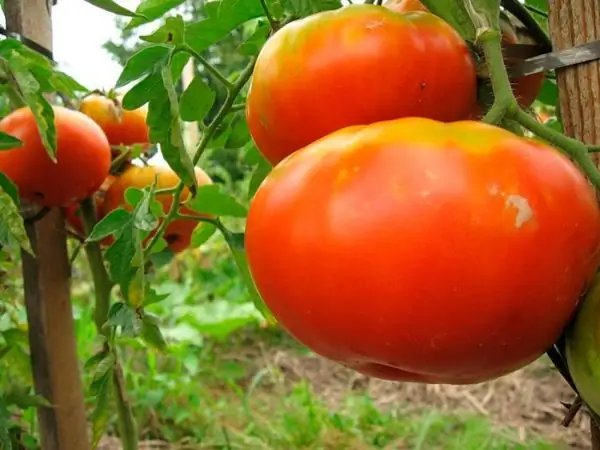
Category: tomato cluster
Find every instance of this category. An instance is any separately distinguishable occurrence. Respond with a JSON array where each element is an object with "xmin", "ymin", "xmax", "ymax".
[
  {"xmin": 245, "ymin": 4, "xmax": 600, "ymax": 384},
  {"xmin": 0, "ymin": 92, "xmax": 210, "ymax": 255}
]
